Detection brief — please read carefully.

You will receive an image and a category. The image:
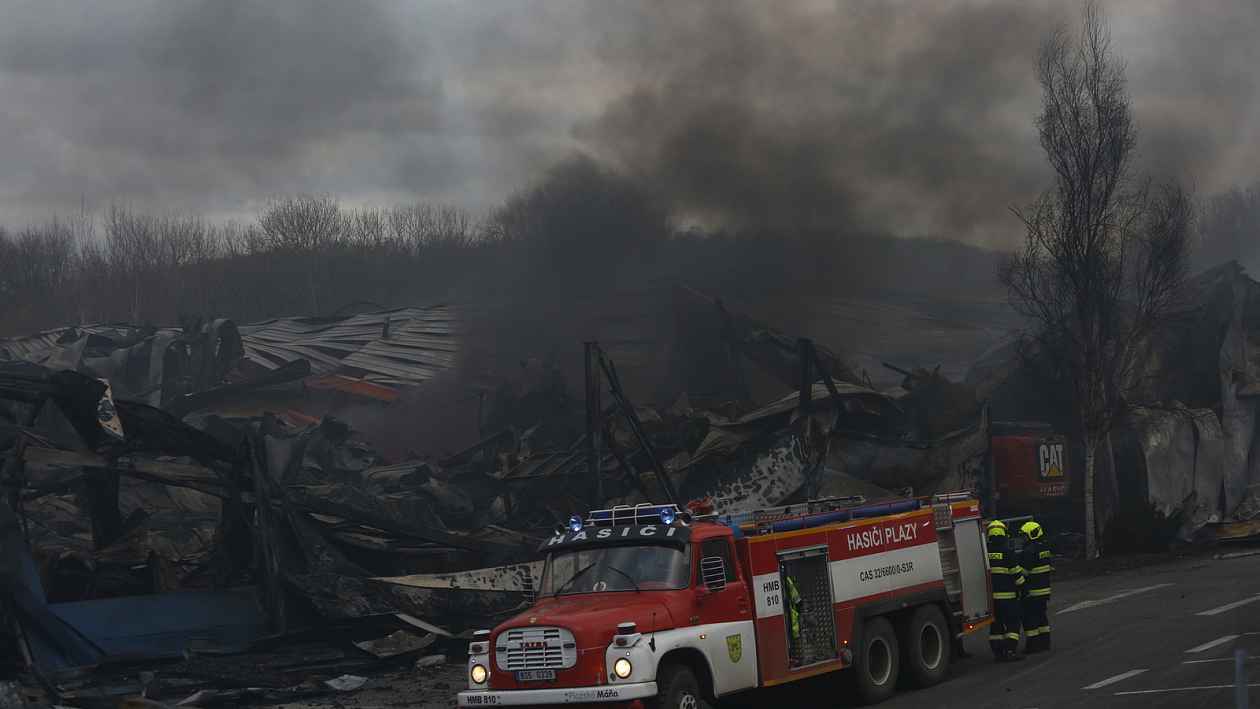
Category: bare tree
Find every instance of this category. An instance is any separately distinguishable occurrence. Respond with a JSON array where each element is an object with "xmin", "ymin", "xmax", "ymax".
[
  {"xmin": 11, "ymin": 221, "xmax": 77, "ymax": 296},
  {"xmin": 218, "ymin": 220, "xmax": 267, "ymax": 258},
  {"xmin": 104, "ymin": 205, "xmax": 165, "ymax": 321},
  {"xmin": 257, "ymin": 195, "xmax": 344, "ymax": 312},
  {"xmin": 344, "ymin": 206, "xmax": 388, "ymax": 250},
  {"xmin": 1000, "ymin": 1, "xmax": 1193, "ymax": 559},
  {"xmin": 257, "ymin": 195, "xmax": 343, "ymax": 252}
]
